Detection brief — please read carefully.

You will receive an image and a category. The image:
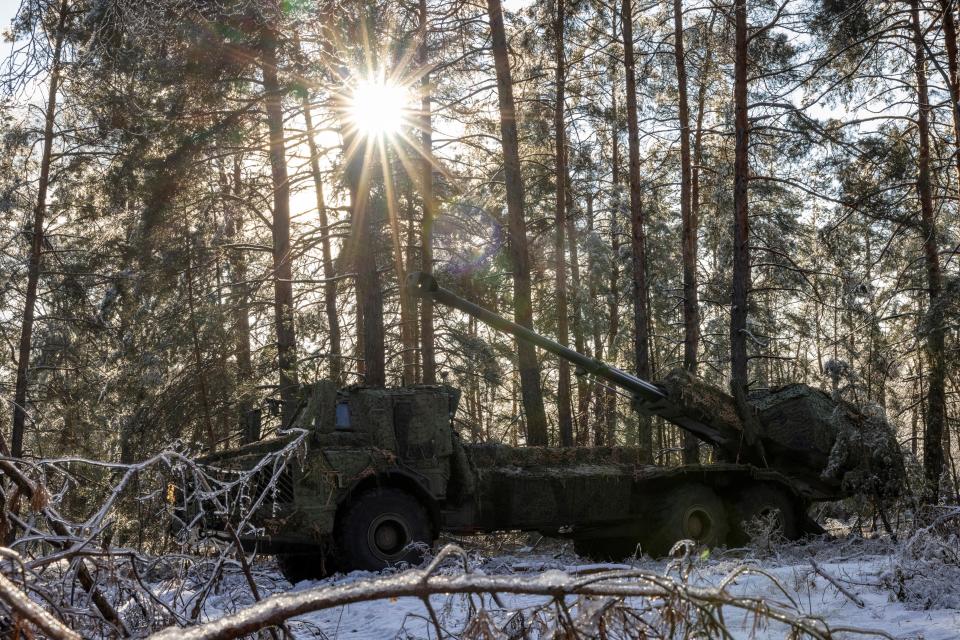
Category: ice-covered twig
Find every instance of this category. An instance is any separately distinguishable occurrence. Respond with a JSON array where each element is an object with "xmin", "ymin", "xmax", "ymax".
[
  {"xmin": 0, "ymin": 430, "xmax": 310, "ymax": 637},
  {"xmin": 0, "ymin": 566, "xmax": 81, "ymax": 640},
  {"xmin": 0, "ymin": 458, "xmax": 130, "ymax": 636},
  {"xmin": 810, "ymin": 558, "xmax": 865, "ymax": 608}
]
